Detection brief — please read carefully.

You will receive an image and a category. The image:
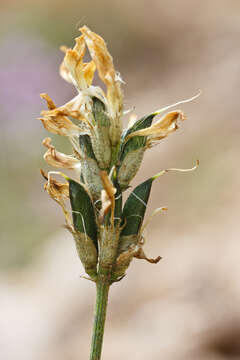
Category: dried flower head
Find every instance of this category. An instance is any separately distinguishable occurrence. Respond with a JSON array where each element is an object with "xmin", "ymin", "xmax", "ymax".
[{"xmin": 40, "ymin": 26, "xmax": 199, "ymax": 282}]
